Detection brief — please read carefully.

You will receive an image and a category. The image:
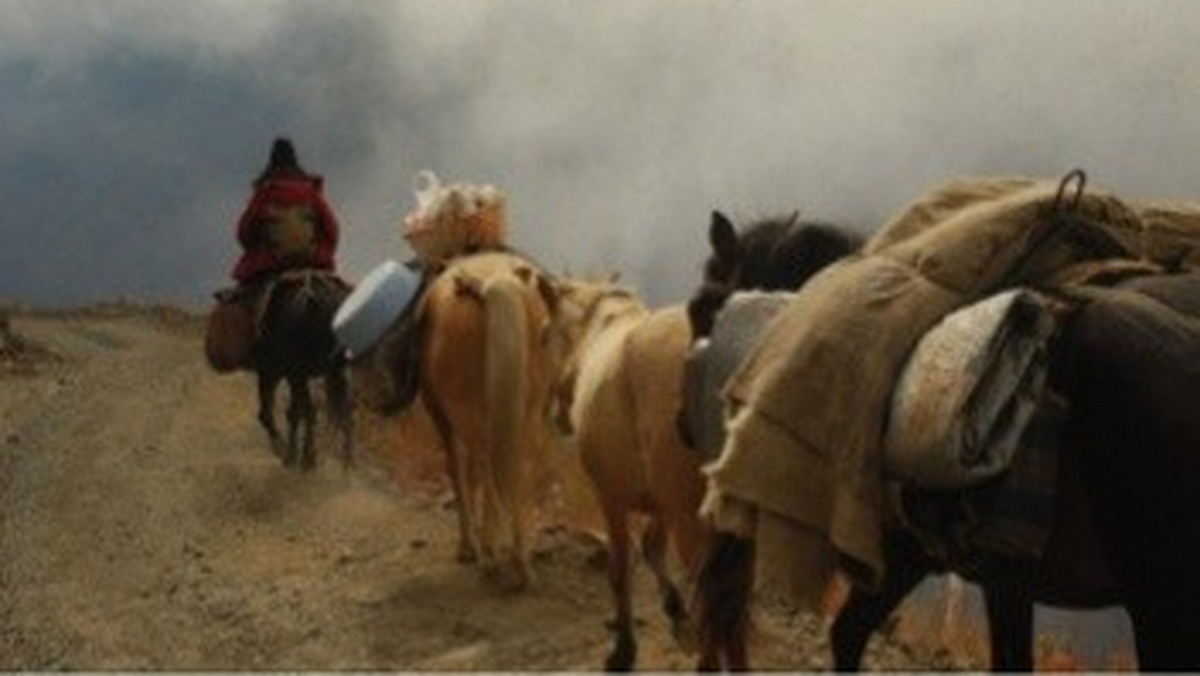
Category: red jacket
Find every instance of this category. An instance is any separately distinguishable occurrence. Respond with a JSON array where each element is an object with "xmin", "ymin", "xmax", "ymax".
[{"xmin": 232, "ymin": 174, "xmax": 341, "ymax": 284}]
